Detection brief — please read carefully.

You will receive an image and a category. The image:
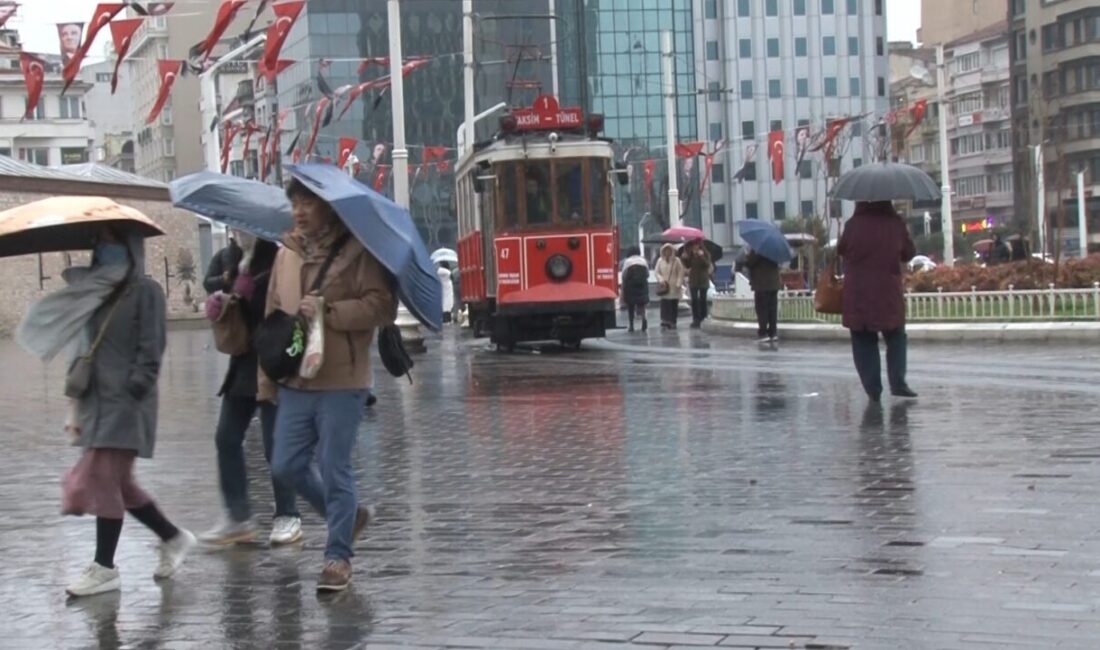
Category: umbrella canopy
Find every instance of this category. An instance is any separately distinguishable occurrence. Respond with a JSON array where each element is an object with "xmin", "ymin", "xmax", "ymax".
[
  {"xmin": 738, "ymin": 220, "xmax": 793, "ymax": 264},
  {"xmin": 285, "ymin": 163, "xmax": 443, "ymax": 332},
  {"xmin": 430, "ymin": 248, "xmax": 458, "ymax": 265},
  {"xmin": 169, "ymin": 171, "xmax": 292, "ymax": 242},
  {"xmin": 972, "ymin": 239, "xmax": 994, "ymax": 254},
  {"xmin": 0, "ymin": 196, "xmax": 163, "ymax": 258},
  {"xmin": 832, "ymin": 162, "xmax": 941, "ymax": 202},
  {"xmin": 662, "ymin": 225, "xmax": 705, "ymax": 241}
]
